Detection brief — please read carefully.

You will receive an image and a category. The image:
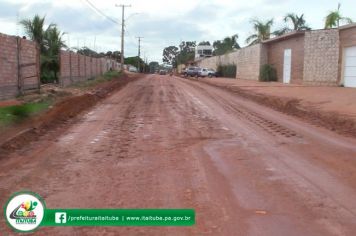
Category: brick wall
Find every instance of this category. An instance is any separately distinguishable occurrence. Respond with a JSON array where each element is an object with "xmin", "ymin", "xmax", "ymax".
[
  {"xmin": 303, "ymin": 29, "xmax": 340, "ymax": 86},
  {"xmin": 266, "ymin": 35, "xmax": 305, "ymax": 84},
  {"xmin": 0, "ymin": 34, "xmax": 18, "ymax": 99},
  {"xmin": 59, "ymin": 51, "xmax": 119, "ymax": 87},
  {"xmin": 0, "ymin": 33, "xmax": 39, "ymax": 100},
  {"xmin": 236, "ymin": 44, "xmax": 266, "ymax": 81}
]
